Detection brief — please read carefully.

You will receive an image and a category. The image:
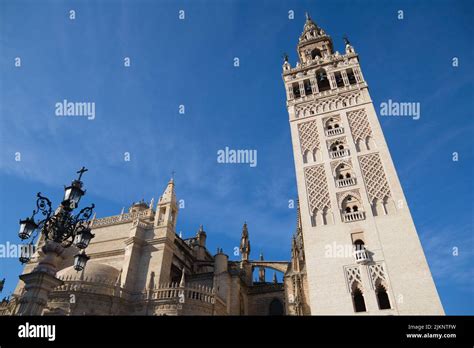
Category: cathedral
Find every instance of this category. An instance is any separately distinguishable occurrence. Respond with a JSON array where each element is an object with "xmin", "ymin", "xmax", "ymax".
[
  {"xmin": 1, "ymin": 13, "xmax": 443, "ymax": 316},
  {"xmin": 5, "ymin": 178, "xmax": 292, "ymax": 315}
]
